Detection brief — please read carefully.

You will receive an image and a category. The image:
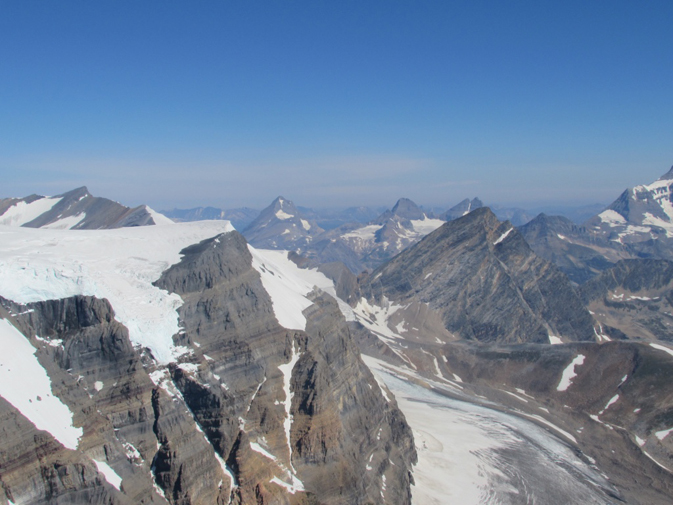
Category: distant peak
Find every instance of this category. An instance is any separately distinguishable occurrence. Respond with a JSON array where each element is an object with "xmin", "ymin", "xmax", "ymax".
[
  {"xmin": 391, "ymin": 198, "xmax": 424, "ymax": 219},
  {"xmin": 658, "ymin": 165, "xmax": 673, "ymax": 181},
  {"xmin": 271, "ymin": 196, "xmax": 293, "ymax": 209},
  {"xmin": 442, "ymin": 197, "xmax": 484, "ymax": 220},
  {"xmin": 56, "ymin": 186, "xmax": 91, "ymax": 199}
]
